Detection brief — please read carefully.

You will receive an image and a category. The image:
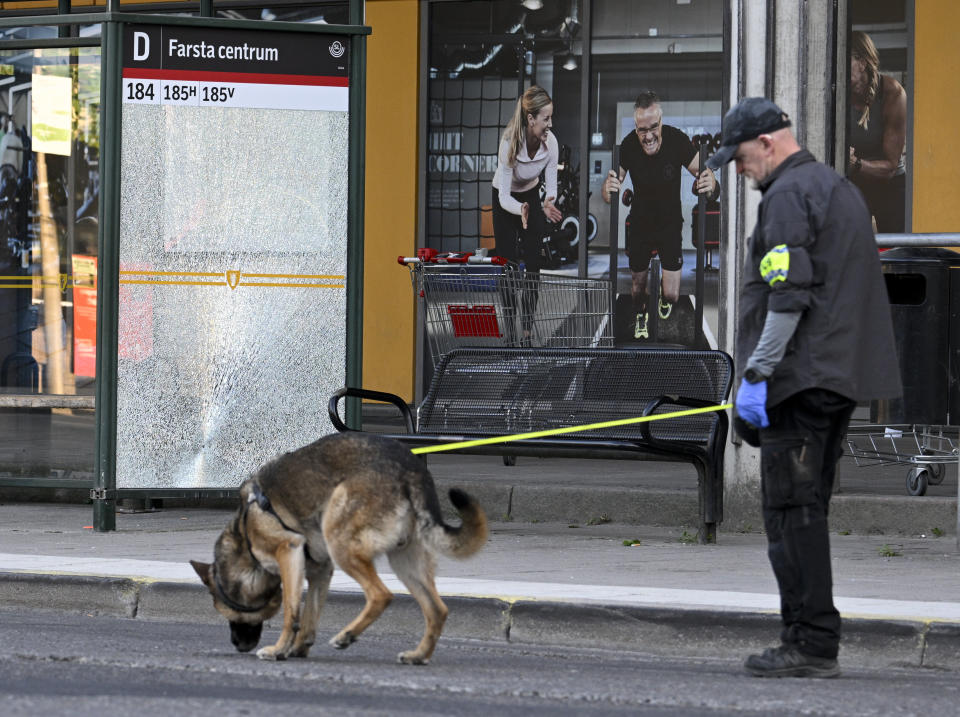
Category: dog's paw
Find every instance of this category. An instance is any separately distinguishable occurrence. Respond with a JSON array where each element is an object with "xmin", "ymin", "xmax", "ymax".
[
  {"xmin": 397, "ymin": 651, "xmax": 429, "ymax": 666},
  {"xmin": 256, "ymin": 645, "xmax": 289, "ymax": 661},
  {"xmin": 329, "ymin": 631, "xmax": 356, "ymax": 650},
  {"xmin": 290, "ymin": 642, "xmax": 313, "ymax": 658}
]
